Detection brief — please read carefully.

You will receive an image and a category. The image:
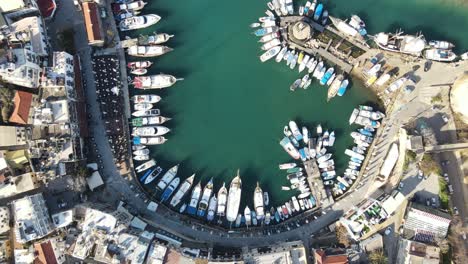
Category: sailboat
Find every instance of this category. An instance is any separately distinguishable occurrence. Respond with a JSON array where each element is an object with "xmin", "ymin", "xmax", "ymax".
[
  {"xmin": 169, "ymin": 174, "xmax": 195, "ymax": 207},
  {"xmin": 197, "ymin": 178, "xmax": 214, "ymax": 217},
  {"xmin": 187, "ymin": 182, "xmax": 202, "ymax": 215},
  {"xmin": 156, "ymin": 164, "xmax": 179, "ymax": 190},
  {"xmin": 253, "ymin": 182, "xmax": 265, "ymax": 220},
  {"xmin": 226, "ymin": 170, "xmax": 242, "ymax": 222},
  {"xmin": 216, "ymin": 183, "xmax": 228, "ymax": 217},
  {"xmin": 207, "ymin": 196, "xmax": 218, "ymax": 221},
  {"xmin": 160, "ymin": 177, "xmax": 180, "ymax": 202}
]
